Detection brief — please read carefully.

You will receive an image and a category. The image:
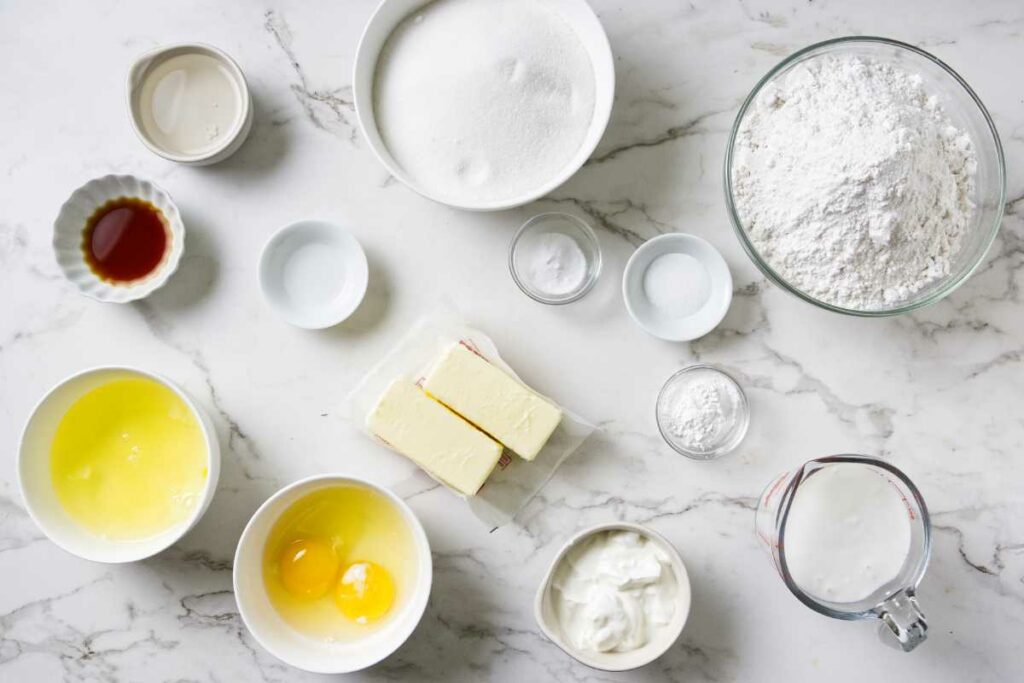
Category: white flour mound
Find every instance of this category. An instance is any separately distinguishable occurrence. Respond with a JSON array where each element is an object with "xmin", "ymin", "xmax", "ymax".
[
  {"xmin": 374, "ymin": 0, "xmax": 595, "ymax": 204},
  {"xmin": 659, "ymin": 373, "xmax": 742, "ymax": 452},
  {"xmin": 731, "ymin": 55, "xmax": 977, "ymax": 310}
]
